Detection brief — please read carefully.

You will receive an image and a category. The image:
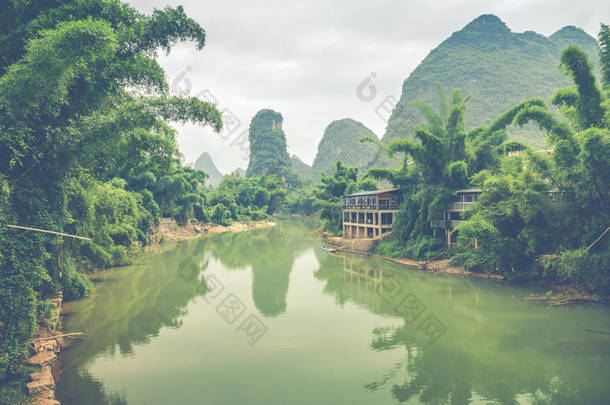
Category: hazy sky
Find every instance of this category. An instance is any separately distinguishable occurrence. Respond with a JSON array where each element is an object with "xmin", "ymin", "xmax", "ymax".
[{"xmin": 129, "ymin": 0, "xmax": 608, "ymax": 173}]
